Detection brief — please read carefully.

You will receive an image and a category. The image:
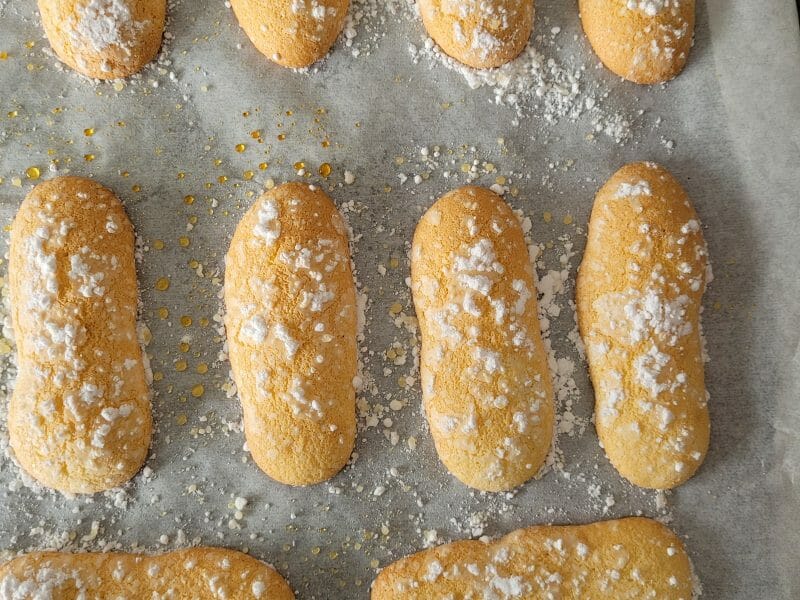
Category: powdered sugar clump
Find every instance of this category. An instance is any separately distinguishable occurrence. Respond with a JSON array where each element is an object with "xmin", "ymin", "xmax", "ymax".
[
  {"xmin": 342, "ymin": 0, "xmax": 402, "ymax": 57},
  {"xmin": 405, "ymin": 3, "xmax": 632, "ymax": 143},
  {"xmin": 625, "ymin": 0, "xmax": 669, "ymax": 17},
  {"xmin": 70, "ymin": 0, "xmax": 144, "ymax": 55}
]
